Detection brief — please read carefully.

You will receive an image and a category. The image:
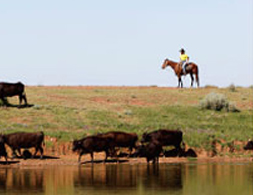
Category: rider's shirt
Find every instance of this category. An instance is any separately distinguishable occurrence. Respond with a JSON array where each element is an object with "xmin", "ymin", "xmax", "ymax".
[{"xmin": 180, "ymin": 54, "xmax": 188, "ymax": 61}]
